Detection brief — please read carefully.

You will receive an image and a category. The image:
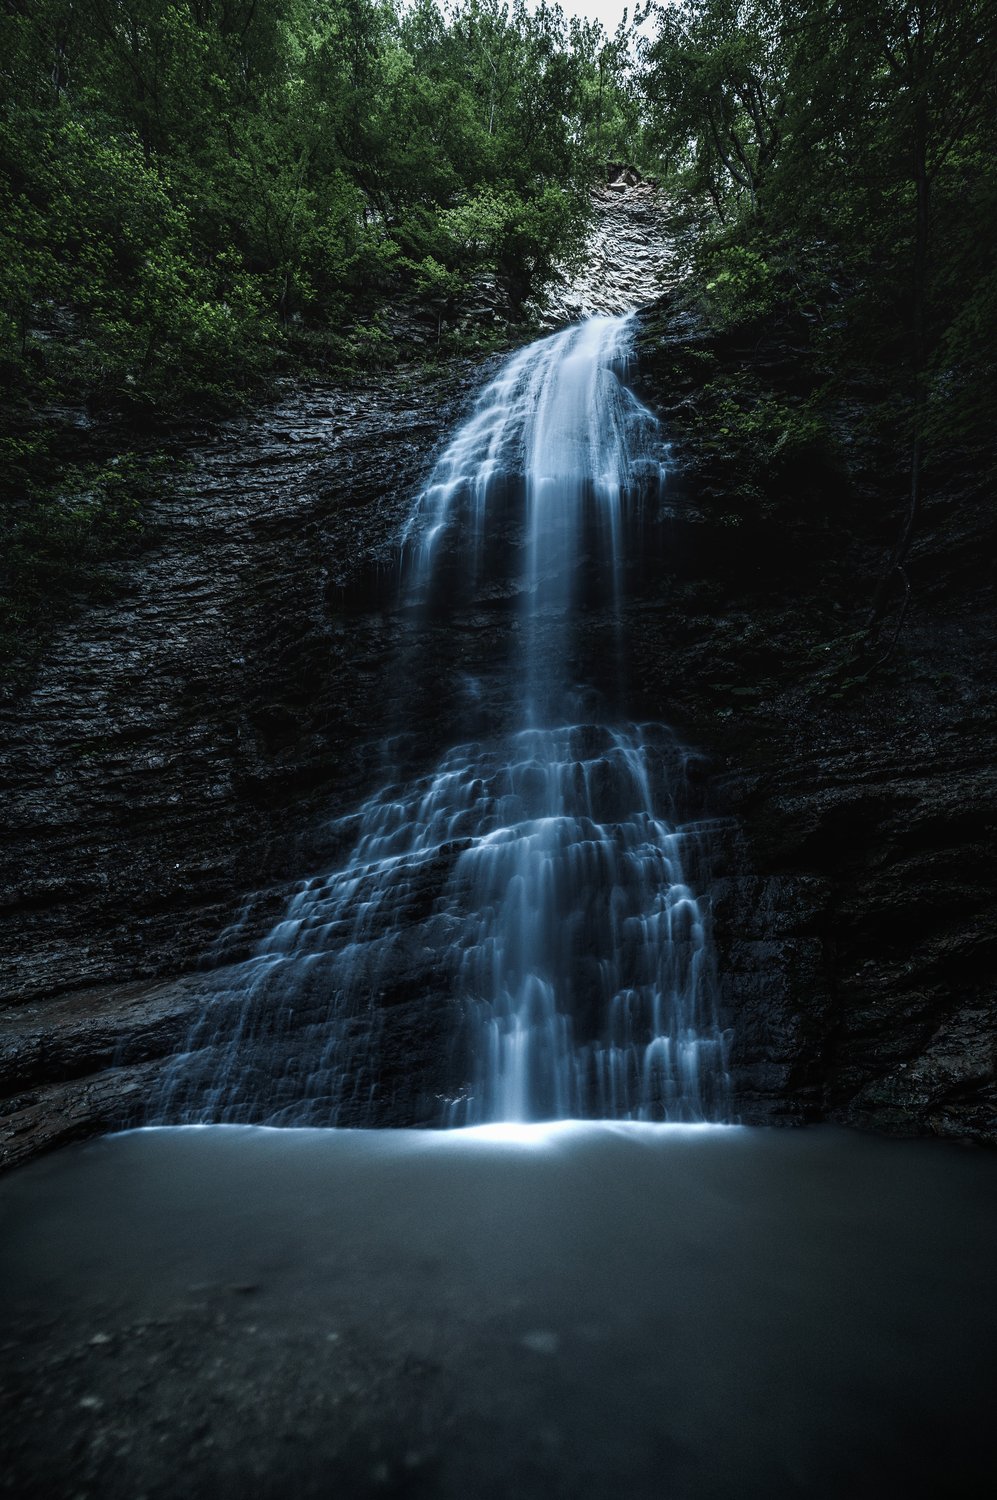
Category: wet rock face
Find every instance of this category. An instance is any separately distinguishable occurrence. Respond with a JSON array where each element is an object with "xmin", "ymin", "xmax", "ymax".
[
  {"xmin": 715, "ymin": 754, "xmax": 997, "ymax": 1139},
  {"xmin": 630, "ymin": 298, "xmax": 997, "ymax": 1143},
  {"xmin": 0, "ymin": 366, "xmax": 489, "ymax": 1164},
  {"xmin": 540, "ymin": 168, "xmax": 675, "ymax": 324},
  {"xmin": 0, "ymin": 376, "xmax": 466, "ymax": 1002},
  {"xmin": 2, "ymin": 238, "xmax": 996, "ymax": 1164}
]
